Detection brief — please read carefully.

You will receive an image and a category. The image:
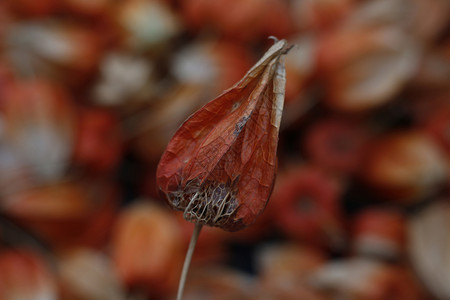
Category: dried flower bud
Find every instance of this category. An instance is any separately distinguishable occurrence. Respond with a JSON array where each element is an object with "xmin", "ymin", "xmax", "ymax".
[{"xmin": 157, "ymin": 39, "xmax": 289, "ymax": 231}]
